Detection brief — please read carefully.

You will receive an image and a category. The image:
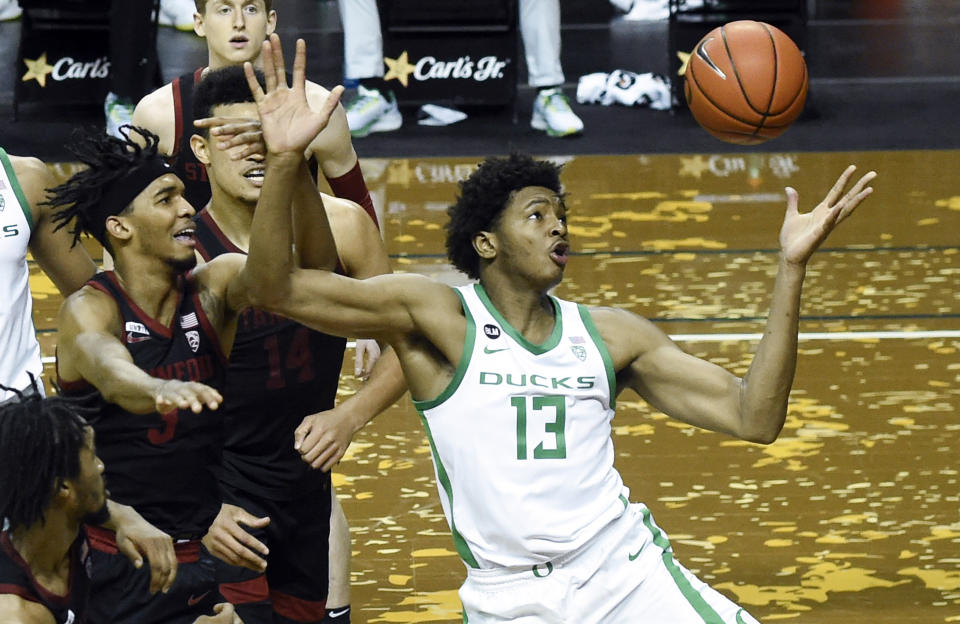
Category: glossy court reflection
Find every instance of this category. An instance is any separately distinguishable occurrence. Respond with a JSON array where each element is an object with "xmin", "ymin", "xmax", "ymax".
[{"xmin": 30, "ymin": 150, "xmax": 960, "ymax": 623}]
